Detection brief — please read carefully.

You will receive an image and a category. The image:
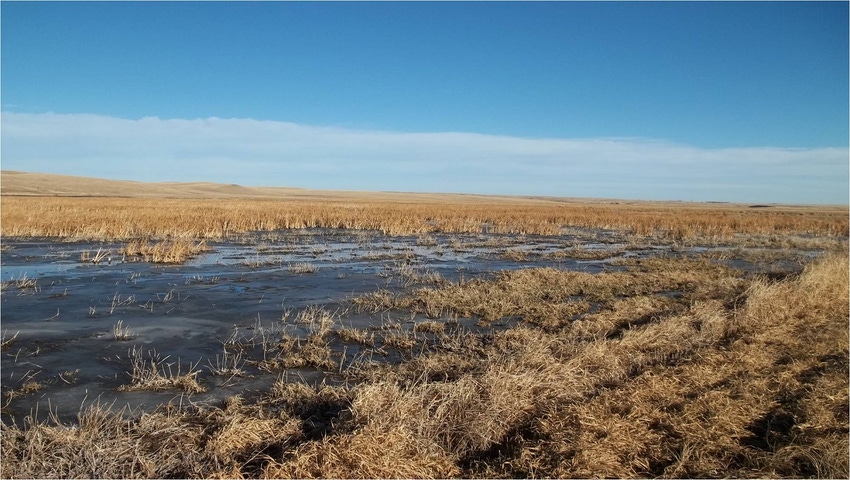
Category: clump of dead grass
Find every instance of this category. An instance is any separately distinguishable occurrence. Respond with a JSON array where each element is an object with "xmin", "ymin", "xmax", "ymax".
[
  {"xmin": 413, "ymin": 320, "xmax": 445, "ymax": 334},
  {"xmin": 288, "ymin": 262, "xmax": 318, "ymax": 274},
  {"xmin": 207, "ymin": 348, "xmax": 246, "ymax": 378},
  {"xmin": 335, "ymin": 326, "xmax": 375, "ymax": 346},
  {"xmin": 256, "ymin": 334, "xmax": 335, "ymax": 372},
  {"xmin": 122, "ymin": 238, "xmax": 210, "ymax": 264},
  {"xmin": 503, "ymin": 251, "xmax": 849, "ymax": 478},
  {"xmin": 0, "ymin": 274, "xmax": 40, "ymax": 296},
  {"xmin": 112, "ymin": 320, "xmax": 134, "ymax": 341},
  {"xmin": 117, "ymin": 347, "xmax": 205, "ymax": 394}
]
